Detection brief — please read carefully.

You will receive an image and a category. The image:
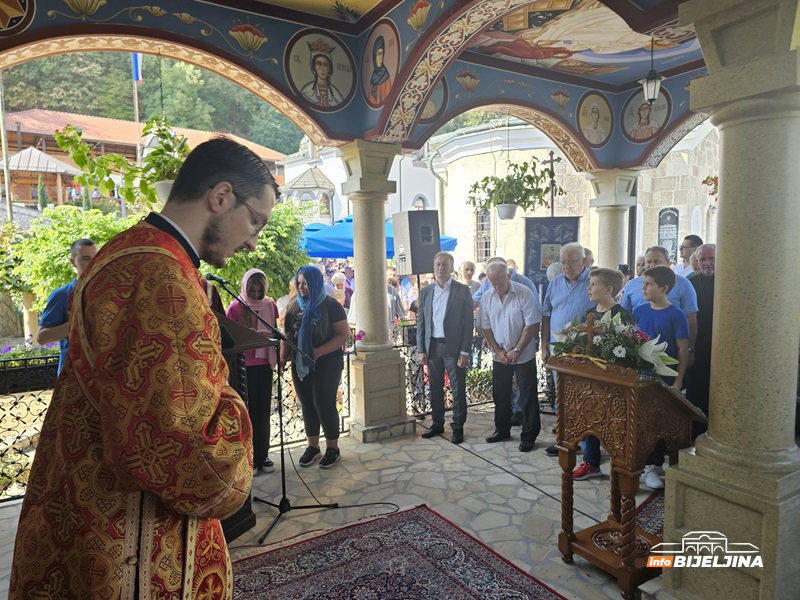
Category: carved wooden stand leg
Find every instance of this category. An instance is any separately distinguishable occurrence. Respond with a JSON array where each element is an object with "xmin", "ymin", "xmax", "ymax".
[
  {"xmin": 616, "ymin": 468, "xmax": 640, "ymax": 600},
  {"xmin": 558, "ymin": 447, "xmax": 577, "ymax": 564},
  {"xmin": 608, "ymin": 462, "xmax": 622, "ymax": 523}
]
